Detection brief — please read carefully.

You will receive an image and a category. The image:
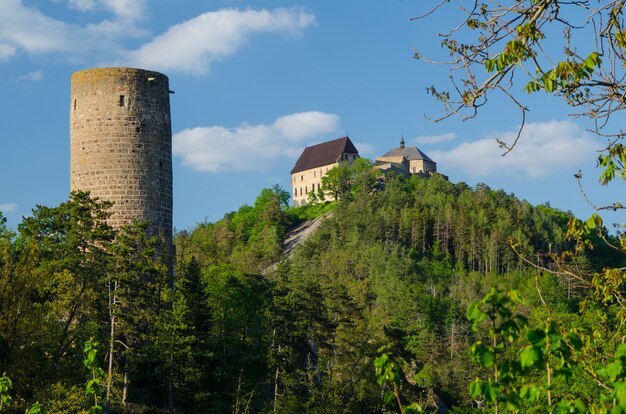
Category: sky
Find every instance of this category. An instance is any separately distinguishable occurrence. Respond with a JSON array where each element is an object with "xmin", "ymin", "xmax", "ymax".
[{"xmin": 0, "ymin": 0, "xmax": 624, "ymax": 233}]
